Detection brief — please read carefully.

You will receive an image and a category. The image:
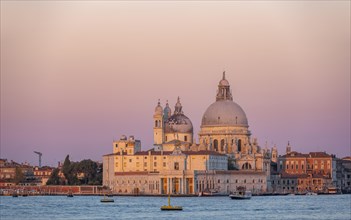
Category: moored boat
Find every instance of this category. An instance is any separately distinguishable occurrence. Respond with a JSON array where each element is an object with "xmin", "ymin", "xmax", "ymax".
[
  {"xmin": 229, "ymin": 186, "xmax": 252, "ymax": 200},
  {"xmin": 100, "ymin": 194, "xmax": 114, "ymax": 203}
]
